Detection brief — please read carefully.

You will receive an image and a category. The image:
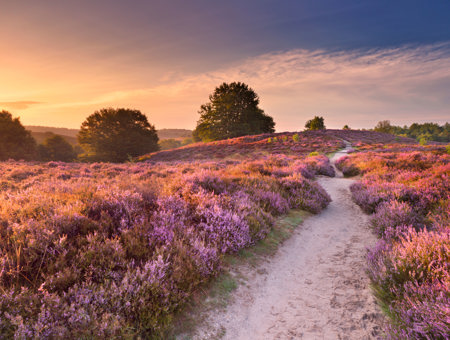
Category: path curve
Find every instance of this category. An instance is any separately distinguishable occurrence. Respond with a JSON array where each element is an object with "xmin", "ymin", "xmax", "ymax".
[{"xmin": 191, "ymin": 143, "xmax": 383, "ymax": 339}]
